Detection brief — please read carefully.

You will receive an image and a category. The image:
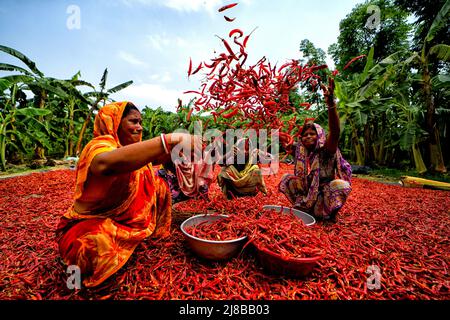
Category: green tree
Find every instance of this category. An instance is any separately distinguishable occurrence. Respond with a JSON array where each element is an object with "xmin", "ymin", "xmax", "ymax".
[
  {"xmin": 0, "ymin": 45, "xmax": 74, "ymax": 161},
  {"xmin": 395, "ymin": 0, "xmax": 450, "ymax": 171},
  {"xmin": 296, "ymin": 39, "xmax": 329, "ymax": 115},
  {"xmin": 328, "ymin": 0, "xmax": 411, "ymax": 75},
  {"xmin": 395, "ymin": 0, "xmax": 449, "ymax": 52},
  {"xmin": 0, "ymin": 80, "xmax": 52, "ymax": 171}
]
